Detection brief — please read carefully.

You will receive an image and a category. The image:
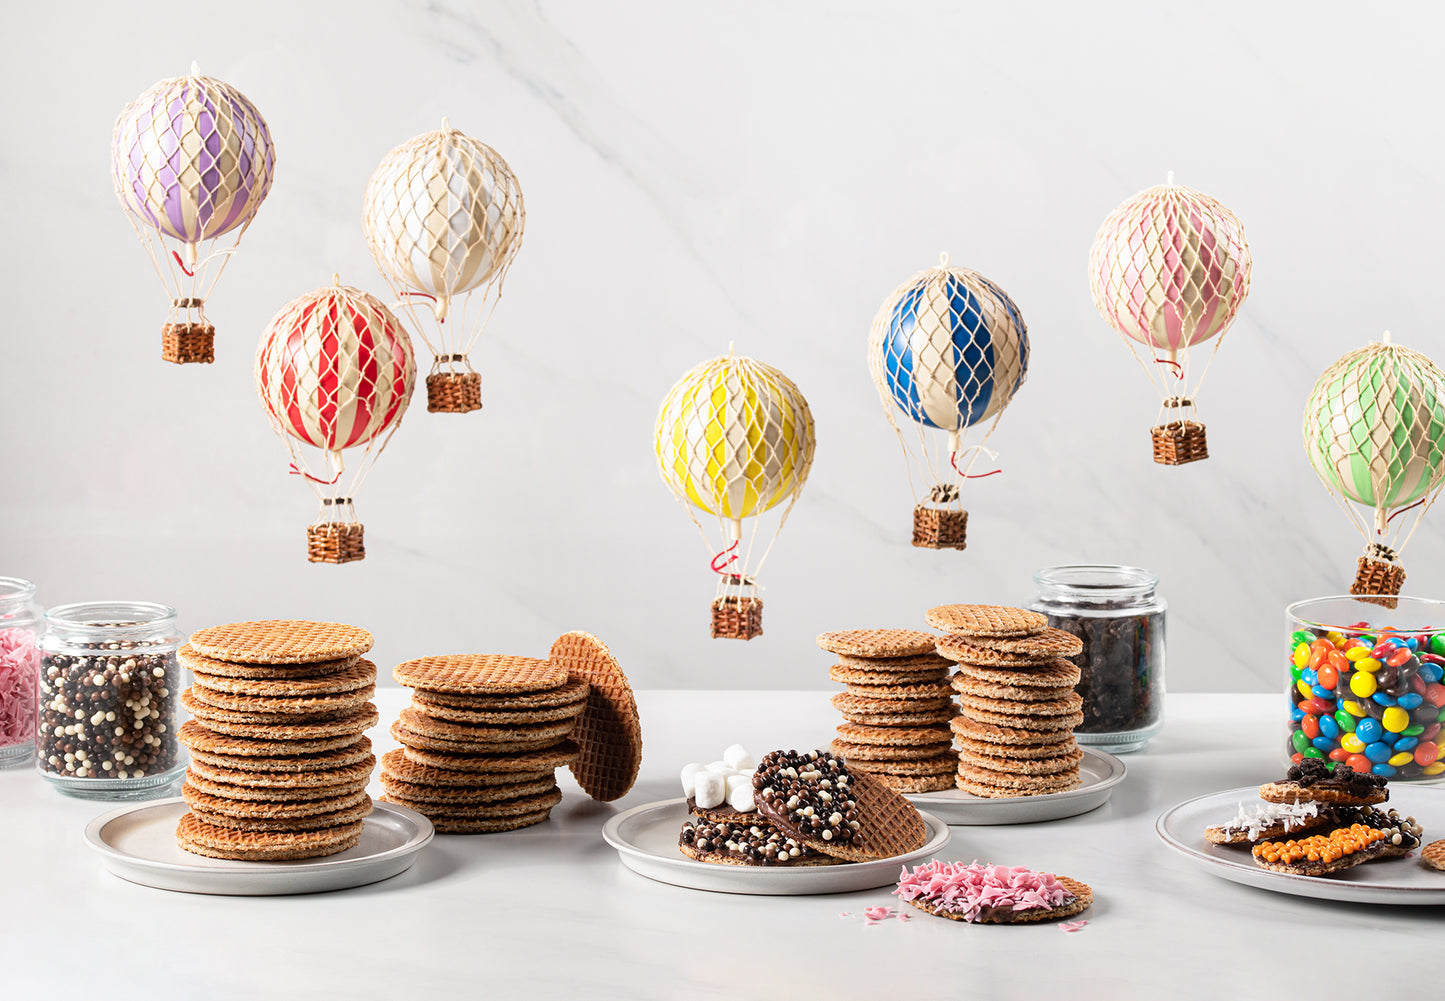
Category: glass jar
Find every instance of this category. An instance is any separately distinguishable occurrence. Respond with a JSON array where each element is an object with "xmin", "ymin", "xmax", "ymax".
[
  {"xmin": 0, "ymin": 577, "xmax": 43, "ymax": 768},
  {"xmin": 1285, "ymin": 595, "xmax": 1445, "ymax": 782},
  {"xmin": 37, "ymin": 601, "xmax": 185, "ymax": 799},
  {"xmin": 1030, "ymin": 565, "xmax": 1166, "ymax": 753}
]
